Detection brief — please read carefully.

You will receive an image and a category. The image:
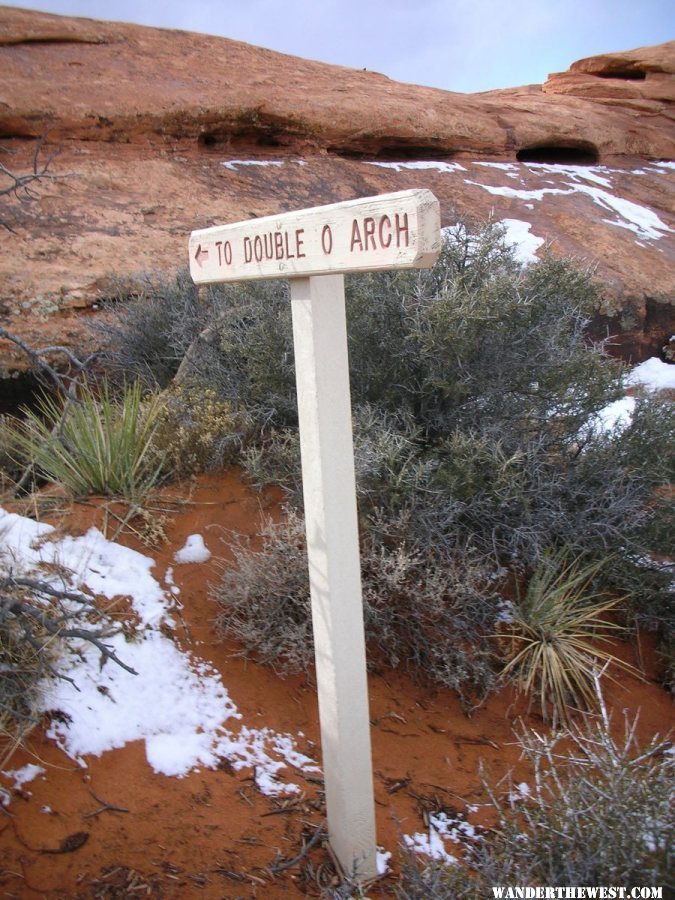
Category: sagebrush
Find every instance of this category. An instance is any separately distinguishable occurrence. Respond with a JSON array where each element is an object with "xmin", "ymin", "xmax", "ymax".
[{"xmin": 397, "ymin": 697, "xmax": 673, "ymax": 896}]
